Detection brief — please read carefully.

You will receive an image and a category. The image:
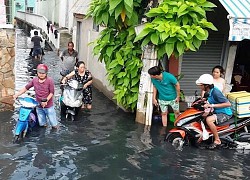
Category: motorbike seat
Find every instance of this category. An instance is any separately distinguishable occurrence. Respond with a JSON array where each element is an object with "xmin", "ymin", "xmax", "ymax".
[{"xmin": 217, "ymin": 116, "xmax": 239, "ymax": 126}]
